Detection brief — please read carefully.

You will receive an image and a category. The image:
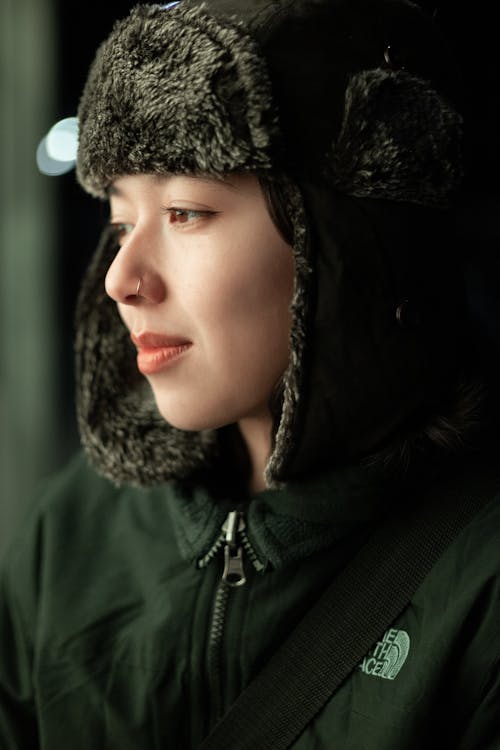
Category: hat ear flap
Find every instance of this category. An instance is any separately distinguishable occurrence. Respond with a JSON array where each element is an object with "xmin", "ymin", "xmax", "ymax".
[{"xmin": 326, "ymin": 68, "xmax": 463, "ymax": 207}]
